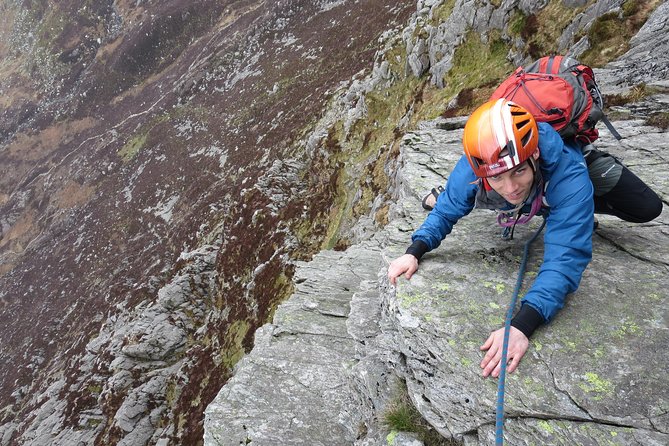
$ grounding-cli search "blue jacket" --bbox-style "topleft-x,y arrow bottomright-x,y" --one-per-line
412,123 -> 594,323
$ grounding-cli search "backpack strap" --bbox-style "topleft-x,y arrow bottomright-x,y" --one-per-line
545,55 -> 562,74
600,114 -> 623,140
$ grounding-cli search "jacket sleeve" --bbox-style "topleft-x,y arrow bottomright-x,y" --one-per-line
411,155 -> 478,252
520,129 -> 594,324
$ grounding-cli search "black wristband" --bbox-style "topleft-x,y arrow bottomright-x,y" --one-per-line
510,304 -> 545,339
405,240 -> 429,260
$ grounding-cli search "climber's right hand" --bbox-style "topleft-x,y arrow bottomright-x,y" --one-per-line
387,254 -> 418,285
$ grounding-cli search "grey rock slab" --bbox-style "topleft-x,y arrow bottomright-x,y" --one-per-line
370,103 -> 669,443
389,431 -> 425,446
347,280 -> 384,342
204,325 -> 359,446
204,243 -> 383,445
476,418 -> 669,446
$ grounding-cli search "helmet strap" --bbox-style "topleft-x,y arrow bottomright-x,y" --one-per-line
481,177 -> 493,191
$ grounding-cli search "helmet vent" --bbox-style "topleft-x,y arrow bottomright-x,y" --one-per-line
521,129 -> 533,147
502,141 -> 516,158
516,118 -> 530,129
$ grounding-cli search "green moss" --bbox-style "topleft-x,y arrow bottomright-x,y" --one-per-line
587,11 -> 620,43
387,430 -> 399,445
384,40 -> 409,75
522,376 -> 547,398
483,282 -> 506,295
320,168 -> 351,250
118,132 -> 148,162
508,9 -> 528,36
613,320 -> 640,338
117,112 -> 174,162
319,72 -> 425,247
522,0 -> 592,59
430,0 -> 457,25
648,292 -> 663,302
397,291 -> 428,309
447,31 -> 511,90
165,379 -> 180,408
87,384 -> 102,394
87,418 -> 103,427
425,30 -> 513,119
580,0 -> 664,67
218,320 -> 251,368
433,283 -> 451,292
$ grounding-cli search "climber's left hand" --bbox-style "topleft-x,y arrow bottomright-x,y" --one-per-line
479,326 -> 529,378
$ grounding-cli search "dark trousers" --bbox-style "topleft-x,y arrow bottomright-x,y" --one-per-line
587,150 -> 663,223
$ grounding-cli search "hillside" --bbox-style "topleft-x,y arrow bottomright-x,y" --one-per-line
0,1 -> 415,444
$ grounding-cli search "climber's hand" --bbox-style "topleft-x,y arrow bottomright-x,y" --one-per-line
387,254 -> 418,286
479,326 -> 529,378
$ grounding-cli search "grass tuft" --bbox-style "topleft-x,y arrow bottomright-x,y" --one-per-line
646,112 -> 669,130
604,83 -> 658,107
383,381 -> 461,446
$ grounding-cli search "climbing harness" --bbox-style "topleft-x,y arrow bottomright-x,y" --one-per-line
495,218 -> 547,446
496,185 -> 544,228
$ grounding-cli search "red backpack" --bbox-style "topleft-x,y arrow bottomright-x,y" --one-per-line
490,55 -> 621,143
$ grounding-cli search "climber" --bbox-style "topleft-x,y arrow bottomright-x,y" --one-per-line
387,98 -> 663,379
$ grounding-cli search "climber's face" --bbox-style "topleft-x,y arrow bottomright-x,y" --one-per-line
487,156 -> 537,205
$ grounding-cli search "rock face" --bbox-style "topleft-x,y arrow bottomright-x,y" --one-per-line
595,1 -> 669,92
205,245 -> 382,445
377,114 -> 669,445
205,113 -> 669,446
204,4 -> 669,445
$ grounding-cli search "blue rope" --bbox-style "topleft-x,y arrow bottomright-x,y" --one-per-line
495,219 -> 546,445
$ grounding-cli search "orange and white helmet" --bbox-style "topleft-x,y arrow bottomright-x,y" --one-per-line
462,99 -> 539,177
